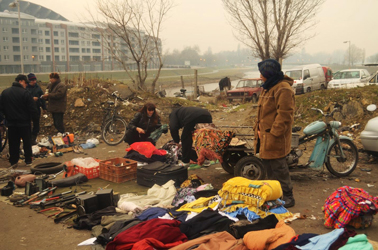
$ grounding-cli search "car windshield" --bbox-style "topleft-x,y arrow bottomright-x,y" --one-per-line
333,71 -> 360,79
285,70 -> 302,80
236,80 -> 258,88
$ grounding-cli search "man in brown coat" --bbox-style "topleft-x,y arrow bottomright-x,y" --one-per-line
254,59 -> 295,208
42,72 -> 67,133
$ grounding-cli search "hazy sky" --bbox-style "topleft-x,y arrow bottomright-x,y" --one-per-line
26,0 -> 378,57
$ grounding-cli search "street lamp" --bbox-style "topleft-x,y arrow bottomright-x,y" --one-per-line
343,41 -> 351,67
9,0 -> 24,74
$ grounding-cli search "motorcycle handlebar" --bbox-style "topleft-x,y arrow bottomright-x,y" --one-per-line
311,107 -> 339,117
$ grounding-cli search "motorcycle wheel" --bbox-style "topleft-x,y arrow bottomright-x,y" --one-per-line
325,139 -> 358,177
221,150 -> 248,174
234,155 -> 266,180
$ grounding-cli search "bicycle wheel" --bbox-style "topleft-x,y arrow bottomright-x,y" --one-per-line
325,139 -> 358,177
0,126 -> 7,153
102,117 -> 127,145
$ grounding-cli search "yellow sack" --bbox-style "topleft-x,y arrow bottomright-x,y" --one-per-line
218,177 -> 282,208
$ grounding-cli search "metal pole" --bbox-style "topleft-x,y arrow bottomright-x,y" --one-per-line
348,41 -> 351,67
17,0 -> 24,74
194,69 -> 198,98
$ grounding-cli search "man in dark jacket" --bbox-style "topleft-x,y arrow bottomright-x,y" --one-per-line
169,106 -> 212,164
42,72 -> 67,133
27,73 -> 47,144
254,59 -> 295,208
0,74 -> 39,167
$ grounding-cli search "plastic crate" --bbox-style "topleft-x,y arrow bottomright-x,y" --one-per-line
99,171 -> 137,183
64,159 -> 101,179
99,158 -> 137,175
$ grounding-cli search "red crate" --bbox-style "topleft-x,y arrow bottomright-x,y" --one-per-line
64,159 -> 101,179
99,158 -> 137,175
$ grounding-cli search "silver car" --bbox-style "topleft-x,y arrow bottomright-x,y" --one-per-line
361,104 -> 378,156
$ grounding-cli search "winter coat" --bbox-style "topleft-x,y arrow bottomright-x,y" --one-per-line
46,79 -> 67,113
254,75 -> 295,159
0,82 -> 39,127
127,112 -> 162,138
169,107 -> 212,143
26,83 -> 46,111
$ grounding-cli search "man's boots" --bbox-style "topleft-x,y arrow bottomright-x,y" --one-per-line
283,191 -> 295,208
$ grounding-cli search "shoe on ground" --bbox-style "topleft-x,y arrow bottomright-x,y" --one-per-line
177,160 -> 189,167
283,196 -> 295,208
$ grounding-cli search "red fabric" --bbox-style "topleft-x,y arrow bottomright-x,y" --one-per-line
131,238 -> 185,250
197,148 -> 223,165
106,219 -> 187,250
126,142 -> 167,158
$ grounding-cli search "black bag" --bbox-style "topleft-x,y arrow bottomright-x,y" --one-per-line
137,161 -> 188,188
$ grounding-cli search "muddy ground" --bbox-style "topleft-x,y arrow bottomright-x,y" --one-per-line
1,93 -> 378,249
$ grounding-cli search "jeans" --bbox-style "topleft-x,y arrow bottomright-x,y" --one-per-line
8,125 -> 32,165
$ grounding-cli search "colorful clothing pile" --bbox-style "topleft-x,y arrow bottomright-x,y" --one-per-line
324,186 -> 378,229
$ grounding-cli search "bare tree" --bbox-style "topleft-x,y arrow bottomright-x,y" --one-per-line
347,44 -> 364,66
222,0 -> 324,63
89,0 -> 173,92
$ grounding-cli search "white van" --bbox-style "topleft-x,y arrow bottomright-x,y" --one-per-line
284,64 -> 327,94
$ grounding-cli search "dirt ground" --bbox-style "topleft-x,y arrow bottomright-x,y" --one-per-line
1,106 -> 378,250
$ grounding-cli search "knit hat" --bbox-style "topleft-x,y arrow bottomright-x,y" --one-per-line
15,74 -> 29,83
258,59 -> 282,79
27,73 -> 37,81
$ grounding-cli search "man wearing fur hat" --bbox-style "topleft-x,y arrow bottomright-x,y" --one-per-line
254,59 -> 295,208
26,73 -> 47,145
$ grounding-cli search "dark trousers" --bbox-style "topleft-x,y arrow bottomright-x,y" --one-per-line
52,113 -> 65,133
31,108 -> 41,136
262,157 -> 293,195
8,126 -> 32,165
181,114 -> 212,163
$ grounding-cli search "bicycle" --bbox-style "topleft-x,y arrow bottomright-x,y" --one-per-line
0,121 -> 7,153
101,91 -> 129,146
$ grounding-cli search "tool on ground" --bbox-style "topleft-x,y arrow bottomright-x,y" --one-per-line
39,207 -> 64,218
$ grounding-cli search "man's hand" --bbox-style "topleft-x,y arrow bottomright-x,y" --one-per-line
33,97 -> 38,101
42,94 -> 49,99
136,127 -> 145,134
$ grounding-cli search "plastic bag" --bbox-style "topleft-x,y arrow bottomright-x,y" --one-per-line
86,138 -> 99,145
71,157 -> 99,168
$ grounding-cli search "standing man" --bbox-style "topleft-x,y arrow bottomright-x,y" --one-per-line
0,74 -> 39,167
27,73 -> 47,145
254,59 -> 295,208
42,72 -> 67,134
169,106 -> 212,165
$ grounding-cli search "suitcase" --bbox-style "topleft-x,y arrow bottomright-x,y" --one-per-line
137,161 -> 188,188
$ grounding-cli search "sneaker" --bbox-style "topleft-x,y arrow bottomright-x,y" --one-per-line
283,196 -> 296,208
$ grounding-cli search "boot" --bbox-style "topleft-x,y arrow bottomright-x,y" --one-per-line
283,191 -> 295,208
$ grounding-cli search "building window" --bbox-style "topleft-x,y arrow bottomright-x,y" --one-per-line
54,31 -> 58,36
93,56 -> 101,61
60,40 -> 65,44
31,38 -> 37,43
54,39 -> 59,45
13,46 -> 20,52
87,41 -> 90,46
55,47 -> 59,52
14,55 -> 21,61
3,46 -> 9,51
45,30 -> 50,36
70,56 -> 80,61
12,37 -> 20,43
81,41 -> 85,46
69,40 -> 79,45
3,37 -> 8,42
39,47 -> 44,52
2,27 -> 7,32
4,55 -> 9,60
81,48 -> 86,53
38,39 -> 43,44
32,46 -> 38,52
38,30 -> 42,35
60,31 -> 65,37
46,55 -> 51,61
22,37 -> 28,42
69,48 -> 80,53
46,47 -> 51,52
61,48 -> 65,53
24,55 -> 29,61
45,39 -> 50,44
93,49 -> 101,53
68,32 -> 79,38
12,28 -> 19,34
55,55 -> 60,61
39,55 -> 44,60
31,29 -> 37,35
92,34 -> 100,39
62,55 -> 66,61
23,46 -> 28,51
22,29 -> 27,33
92,41 -> 101,46
86,48 -> 90,53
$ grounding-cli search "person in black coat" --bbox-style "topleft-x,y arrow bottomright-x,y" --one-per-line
169,106 -> 212,164
0,74 -> 39,167
124,103 -> 162,145
26,73 -> 47,144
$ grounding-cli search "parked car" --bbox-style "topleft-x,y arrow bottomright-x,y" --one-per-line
361,104 -> 378,156
322,66 -> 333,85
226,78 -> 262,103
328,69 -> 371,89
285,64 -> 327,94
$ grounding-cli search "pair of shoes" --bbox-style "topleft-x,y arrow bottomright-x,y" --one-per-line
283,196 -> 296,208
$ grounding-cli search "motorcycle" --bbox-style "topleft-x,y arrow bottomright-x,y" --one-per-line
361,104 -> 378,156
232,107 -> 359,180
